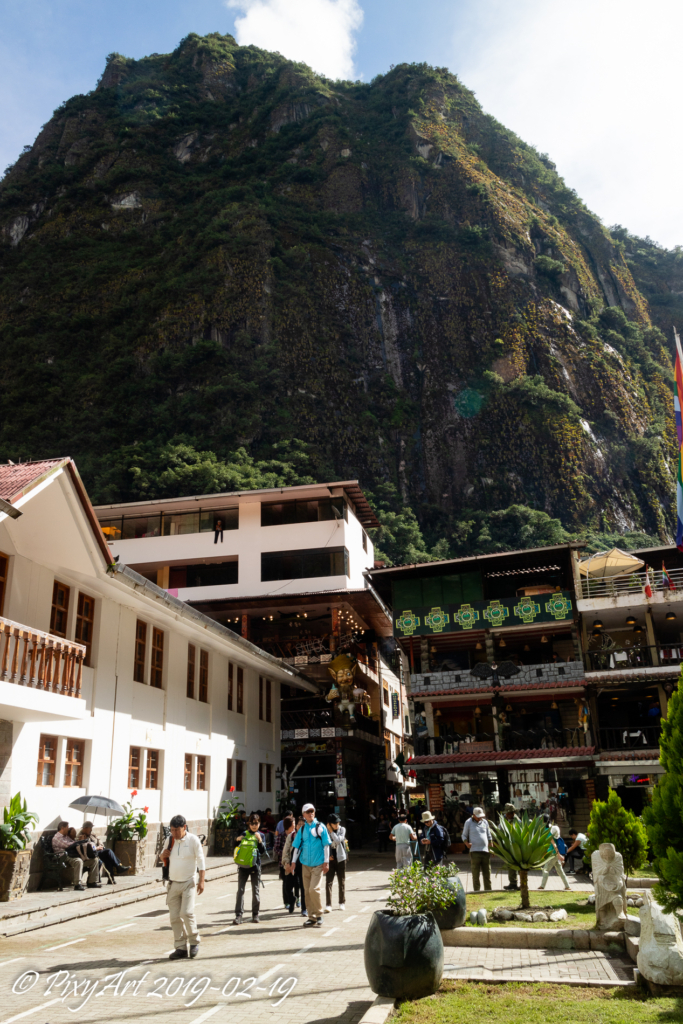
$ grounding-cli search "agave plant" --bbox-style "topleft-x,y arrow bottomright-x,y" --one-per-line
490,812 -> 552,909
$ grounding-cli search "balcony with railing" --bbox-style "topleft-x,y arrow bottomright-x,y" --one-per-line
599,725 -> 662,752
0,616 -> 86,698
583,644 -> 682,674
578,568 -> 683,604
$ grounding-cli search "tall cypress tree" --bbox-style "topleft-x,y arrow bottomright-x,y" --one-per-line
643,681 -> 683,914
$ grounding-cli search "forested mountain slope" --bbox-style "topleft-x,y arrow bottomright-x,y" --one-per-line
0,33 -> 676,555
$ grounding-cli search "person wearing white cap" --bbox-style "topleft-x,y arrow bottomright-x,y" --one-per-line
291,803 -> 331,927
462,807 -> 492,892
538,825 -> 571,890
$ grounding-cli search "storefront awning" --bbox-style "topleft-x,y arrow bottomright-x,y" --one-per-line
407,745 -> 595,771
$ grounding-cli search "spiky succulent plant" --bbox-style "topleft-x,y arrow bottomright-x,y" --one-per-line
490,812 -> 553,908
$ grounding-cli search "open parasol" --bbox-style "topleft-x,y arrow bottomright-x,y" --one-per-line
578,548 -> 645,578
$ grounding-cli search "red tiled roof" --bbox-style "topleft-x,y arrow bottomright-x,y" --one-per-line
407,745 -> 595,766
413,679 -> 585,698
599,750 -> 661,761
0,459 -> 69,502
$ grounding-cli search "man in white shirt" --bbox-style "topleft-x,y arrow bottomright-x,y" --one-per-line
390,812 -> 417,869
160,814 -> 206,960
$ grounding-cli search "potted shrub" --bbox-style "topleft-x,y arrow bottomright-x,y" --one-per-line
0,793 -> 39,901
106,792 -> 148,875
364,861 -> 452,999
429,862 -> 467,931
490,812 -> 552,910
213,791 -> 243,856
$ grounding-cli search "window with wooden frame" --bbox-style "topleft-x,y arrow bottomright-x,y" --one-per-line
75,592 -> 95,666
266,678 -> 272,723
64,739 -> 84,787
236,666 -> 244,714
199,649 -> 209,703
226,758 -> 233,790
151,628 -> 164,688
259,676 -> 264,720
187,644 -> 196,699
0,552 -> 8,616
196,755 -> 206,791
383,686 -> 389,706
184,754 -> 192,790
259,762 -> 272,792
235,759 -> 244,792
146,749 -> 159,790
227,662 -> 233,711
134,620 -> 147,683
50,581 -> 70,638
128,747 -> 141,789
36,734 -> 57,786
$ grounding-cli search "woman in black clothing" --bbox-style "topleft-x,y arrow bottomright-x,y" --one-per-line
377,813 -> 391,853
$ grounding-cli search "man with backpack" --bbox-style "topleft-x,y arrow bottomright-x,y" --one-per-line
291,802 -> 331,927
419,810 -> 449,865
232,813 -> 267,925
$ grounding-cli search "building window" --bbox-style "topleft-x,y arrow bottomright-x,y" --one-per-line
226,759 -> 232,790
75,593 -> 95,666
64,739 -> 83,787
261,497 -> 347,527
151,628 -> 164,688
259,762 -> 272,792
362,530 -> 368,552
184,754 -> 192,790
228,663 -> 233,711
50,581 -> 70,638
383,686 -> 389,706
134,620 -> 147,683
187,644 -> 196,699
199,649 -> 209,703
146,749 -> 159,789
259,676 -> 263,720
128,747 -> 141,789
179,562 -> 239,588
235,759 -> 244,792
236,667 -> 244,714
0,552 -> 8,616
261,547 -> 349,582
37,734 -> 57,786
266,678 -> 272,722
196,755 -> 206,791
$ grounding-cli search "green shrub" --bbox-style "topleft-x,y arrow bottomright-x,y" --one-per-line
644,681 -> 683,913
585,790 -> 648,876
534,255 -> 565,279
386,861 -> 458,916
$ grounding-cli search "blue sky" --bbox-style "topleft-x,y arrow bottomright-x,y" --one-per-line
2,0 -> 682,247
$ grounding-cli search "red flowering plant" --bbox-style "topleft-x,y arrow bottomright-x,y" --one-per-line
106,791 -> 149,842
214,789 -> 244,831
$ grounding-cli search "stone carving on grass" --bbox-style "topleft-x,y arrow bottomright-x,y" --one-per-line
592,843 -> 627,931
637,890 -> 683,988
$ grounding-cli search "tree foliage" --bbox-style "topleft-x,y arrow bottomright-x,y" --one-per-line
585,790 -> 648,877
643,682 -> 683,914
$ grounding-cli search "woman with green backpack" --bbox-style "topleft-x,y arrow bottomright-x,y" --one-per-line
232,813 -> 267,925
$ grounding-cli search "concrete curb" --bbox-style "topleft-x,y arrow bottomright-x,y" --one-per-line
358,995 -> 395,1024
1,860 -> 276,938
626,877 -> 657,888
441,927 -> 626,952
442,970 -> 635,988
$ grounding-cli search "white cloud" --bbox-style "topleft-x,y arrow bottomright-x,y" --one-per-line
226,0 -> 363,80
453,0 -> 683,247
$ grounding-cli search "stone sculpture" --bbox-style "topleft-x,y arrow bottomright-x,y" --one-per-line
591,843 -> 627,931
637,891 -> 683,988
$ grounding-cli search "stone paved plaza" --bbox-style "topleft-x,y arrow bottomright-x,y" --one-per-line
0,857 -> 630,1024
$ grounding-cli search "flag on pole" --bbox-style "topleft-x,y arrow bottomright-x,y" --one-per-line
662,562 -> 676,590
644,565 -> 653,599
674,328 -> 683,551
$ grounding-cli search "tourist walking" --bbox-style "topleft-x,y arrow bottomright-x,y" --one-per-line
419,810 -> 448,865
291,803 -> 331,927
462,806 -> 492,892
377,813 -> 391,853
160,814 -> 205,960
501,803 -> 520,891
232,813 -> 267,925
324,813 -> 347,911
283,815 -> 307,917
539,825 -> 571,890
390,811 -> 416,869
275,814 -> 296,912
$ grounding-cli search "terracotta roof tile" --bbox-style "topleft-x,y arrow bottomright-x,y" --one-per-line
599,749 -> 661,761
407,745 -> 595,766
0,459 -> 69,502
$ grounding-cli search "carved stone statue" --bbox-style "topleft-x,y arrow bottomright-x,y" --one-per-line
591,843 -> 627,931
637,890 -> 683,988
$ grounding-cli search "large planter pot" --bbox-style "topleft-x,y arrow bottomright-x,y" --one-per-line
364,909 -> 444,1000
114,838 -> 146,875
433,872 -> 467,931
213,828 -> 237,856
0,849 -> 31,902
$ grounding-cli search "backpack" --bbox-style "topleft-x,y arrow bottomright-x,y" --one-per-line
234,830 -> 260,868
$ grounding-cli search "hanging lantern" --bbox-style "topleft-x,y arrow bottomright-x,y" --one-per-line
474,706 -> 482,717
625,616 -> 636,626
475,641 -> 483,650
499,638 -> 506,647
524,644 -> 530,652
666,612 -> 677,622
593,620 -> 604,630
541,635 -> 548,643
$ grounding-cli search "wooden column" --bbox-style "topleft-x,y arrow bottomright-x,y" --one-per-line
241,615 -> 249,641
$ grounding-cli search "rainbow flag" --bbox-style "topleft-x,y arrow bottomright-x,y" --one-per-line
675,329 -> 683,551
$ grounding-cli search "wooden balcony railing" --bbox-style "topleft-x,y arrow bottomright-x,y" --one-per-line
0,616 -> 86,698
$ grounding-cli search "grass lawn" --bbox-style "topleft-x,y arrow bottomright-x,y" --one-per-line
464,890 -> 638,929
391,981 -> 683,1024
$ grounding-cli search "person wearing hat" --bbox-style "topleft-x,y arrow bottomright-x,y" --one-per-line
324,813 -> 347,912
539,825 -> 571,890
419,810 -> 448,865
462,806 -> 492,892
502,803 -> 520,891
291,803 -> 331,927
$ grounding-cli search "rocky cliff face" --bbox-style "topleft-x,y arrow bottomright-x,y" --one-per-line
0,34 -> 676,539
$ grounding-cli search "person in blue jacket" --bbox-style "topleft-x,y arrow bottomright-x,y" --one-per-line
291,802 -> 330,927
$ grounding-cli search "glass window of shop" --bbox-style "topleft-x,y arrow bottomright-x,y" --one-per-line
99,506 -> 238,541
261,497 -> 347,527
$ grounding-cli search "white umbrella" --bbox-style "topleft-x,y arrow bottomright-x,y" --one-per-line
578,548 -> 645,578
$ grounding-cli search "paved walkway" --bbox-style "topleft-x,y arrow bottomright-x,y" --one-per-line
0,858 -> 632,1024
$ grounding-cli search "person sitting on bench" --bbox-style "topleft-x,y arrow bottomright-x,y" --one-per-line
52,821 -> 101,891
77,822 -> 129,881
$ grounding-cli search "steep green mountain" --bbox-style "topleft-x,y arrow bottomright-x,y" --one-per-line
0,33 -> 677,551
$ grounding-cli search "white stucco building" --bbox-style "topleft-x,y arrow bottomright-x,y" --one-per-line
0,459 -> 313,833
